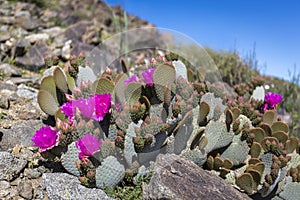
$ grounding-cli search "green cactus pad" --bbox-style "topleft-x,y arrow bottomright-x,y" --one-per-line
96,156 -> 125,189
153,64 -> 176,101
37,90 -> 59,115
182,149 -> 207,166
203,119 -> 234,153
190,128 -> 205,150
278,182 -> 300,200
40,76 -> 58,104
223,158 -> 234,169
198,101 -> 210,126
61,142 -> 80,176
232,107 -> 241,120
262,110 -> 277,125
250,142 -> 263,158
198,135 -> 208,150
260,123 -> 272,136
207,155 -> 214,170
214,156 -> 224,170
261,153 -> 274,181
187,69 -> 194,82
124,122 -> 139,166
286,136 -> 299,154
95,78 -> 115,95
54,67 -> 68,93
272,131 -> 288,143
220,134 -> 250,166
66,73 -> 76,93
261,136 -> 279,151
114,74 -> 129,104
271,121 -> 289,133
250,127 -> 266,143
236,173 -> 255,194
125,82 -> 142,107
173,60 -> 187,80
225,109 -> 233,132
200,93 -> 226,121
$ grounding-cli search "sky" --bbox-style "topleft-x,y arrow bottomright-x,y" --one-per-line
105,0 -> 300,81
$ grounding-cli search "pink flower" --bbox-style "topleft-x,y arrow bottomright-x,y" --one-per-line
31,126 -> 60,152
61,101 -> 75,118
93,94 -> 111,121
76,134 -> 102,159
142,68 -> 155,86
263,92 -> 283,112
64,94 -> 111,121
125,74 -> 138,86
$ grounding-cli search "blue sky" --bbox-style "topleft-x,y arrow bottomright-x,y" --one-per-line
105,0 -> 300,81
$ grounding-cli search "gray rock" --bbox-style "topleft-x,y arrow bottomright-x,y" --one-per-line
0,120 -> 42,151
0,32 -> 10,42
0,63 -> 22,77
0,81 -> 17,91
18,181 -> 33,200
15,40 -> 51,71
10,77 -> 40,87
71,42 -> 94,56
13,38 -> 31,57
41,173 -> 114,200
24,168 -> 41,179
25,33 -> 49,44
65,21 -> 92,41
143,154 -> 251,200
0,16 -> 15,25
15,11 -> 39,31
0,95 -> 9,109
0,180 -> 10,189
16,84 -> 38,99
0,152 -> 27,181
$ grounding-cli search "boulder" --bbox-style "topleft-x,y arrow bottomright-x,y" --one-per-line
143,154 -> 251,200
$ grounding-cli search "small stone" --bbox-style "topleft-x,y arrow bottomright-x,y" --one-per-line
0,63 -> 22,77
15,11 -> 39,31
0,16 -> 15,24
0,152 -> 27,181
19,110 -> 39,120
0,95 -> 9,109
0,180 -> 10,189
18,181 -> 33,200
0,32 -> 10,42
16,84 -> 38,99
13,38 -> 30,57
0,189 -> 10,198
25,33 -> 50,44
24,168 -> 41,179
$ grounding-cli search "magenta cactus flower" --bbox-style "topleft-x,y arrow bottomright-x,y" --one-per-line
125,74 -> 138,86
263,92 -> 283,112
61,101 -> 75,118
76,134 -> 102,159
31,126 -> 60,152
61,94 -> 111,122
93,93 -> 111,121
142,68 -> 155,86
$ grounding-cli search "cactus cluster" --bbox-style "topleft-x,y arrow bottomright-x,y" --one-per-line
33,53 -> 300,199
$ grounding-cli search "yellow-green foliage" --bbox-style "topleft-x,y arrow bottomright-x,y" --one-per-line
205,48 -> 259,86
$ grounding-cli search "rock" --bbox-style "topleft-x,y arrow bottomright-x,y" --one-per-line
71,42 -> 94,56
65,21 -> 92,42
25,33 -> 50,44
0,120 -> 42,151
0,16 -> 15,25
13,38 -> 31,57
15,40 -> 51,71
61,40 -> 72,59
0,95 -> 10,109
0,32 -> 10,42
15,11 -> 39,31
42,26 -> 64,38
0,63 -> 22,77
24,168 -> 42,179
18,181 -> 33,200
0,180 -> 10,189
0,152 -> 27,181
10,77 -> 40,88
0,81 -> 17,91
143,154 -> 251,200
41,173 -> 114,200
16,84 -> 38,99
